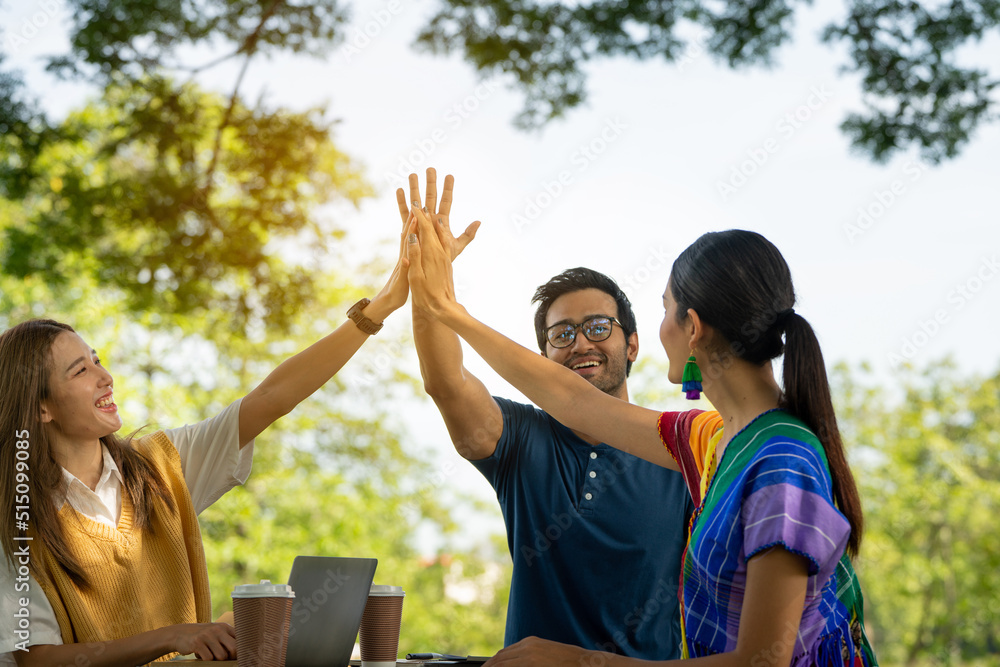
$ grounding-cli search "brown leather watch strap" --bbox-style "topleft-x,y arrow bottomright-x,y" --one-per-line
347,298 -> 383,335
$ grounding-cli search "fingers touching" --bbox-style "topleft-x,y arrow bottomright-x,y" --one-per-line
411,204 -> 440,250
399,168 -> 454,217
399,167 -> 481,261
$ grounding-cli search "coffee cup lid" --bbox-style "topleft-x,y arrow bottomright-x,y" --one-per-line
231,579 -> 295,598
369,584 -> 405,596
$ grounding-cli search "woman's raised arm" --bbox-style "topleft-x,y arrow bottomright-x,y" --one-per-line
405,203 -> 676,470
237,214 -> 416,447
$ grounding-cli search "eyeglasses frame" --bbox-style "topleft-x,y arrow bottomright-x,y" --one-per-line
543,315 -> 624,349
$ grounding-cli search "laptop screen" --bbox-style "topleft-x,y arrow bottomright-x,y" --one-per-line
284,556 -> 378,667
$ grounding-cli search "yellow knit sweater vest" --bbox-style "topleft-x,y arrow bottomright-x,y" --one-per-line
33,431 -> 211,657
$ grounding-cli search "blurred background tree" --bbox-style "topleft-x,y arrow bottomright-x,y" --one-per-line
3,0 -> 998,661
833,360 -> 1000,665
0,0 -> 511,656
417,0 -> 1000,163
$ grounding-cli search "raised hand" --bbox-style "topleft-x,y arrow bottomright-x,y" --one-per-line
406,202 -> 461,321
374,202 -> 418,313
396,167 -> 480,262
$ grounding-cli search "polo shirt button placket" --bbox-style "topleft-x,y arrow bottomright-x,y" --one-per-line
582,449 -> 601,508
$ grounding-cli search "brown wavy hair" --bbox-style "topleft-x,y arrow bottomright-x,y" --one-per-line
0,320 -> 175,589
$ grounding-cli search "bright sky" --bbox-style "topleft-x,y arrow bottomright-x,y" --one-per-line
5,0 -> 999,545
220,0 -> 998,385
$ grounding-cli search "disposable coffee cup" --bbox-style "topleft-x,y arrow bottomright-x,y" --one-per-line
231,579 -> 295,667
358,584 -> 405,667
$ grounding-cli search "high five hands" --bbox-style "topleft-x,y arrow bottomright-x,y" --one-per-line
397,172 -> 613,667
398,168 -> 480,318
396,168 -> 480,262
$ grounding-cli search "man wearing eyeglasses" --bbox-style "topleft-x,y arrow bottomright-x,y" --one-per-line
407,170 -> 693,662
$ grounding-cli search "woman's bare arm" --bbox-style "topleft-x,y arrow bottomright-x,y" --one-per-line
406,203 -> 676,470
14,622 -> 236,667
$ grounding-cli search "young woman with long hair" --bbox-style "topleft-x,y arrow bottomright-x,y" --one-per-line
407,202 -> 877,667
0,216 -> 438,666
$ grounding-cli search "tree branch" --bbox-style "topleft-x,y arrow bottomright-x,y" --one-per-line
174,49 -> 245,77
202,0 -> 287,194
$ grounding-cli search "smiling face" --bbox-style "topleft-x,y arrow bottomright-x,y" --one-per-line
543,288 -> 638,399
40,331 -> 121,450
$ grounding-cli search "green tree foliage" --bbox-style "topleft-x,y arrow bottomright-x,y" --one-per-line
833,360 -> 1000,664
415,0 -> 1000,162
2,76 -> 372,339
0,0 -> 512,655
196,379 -> 510,657
0,205 -> 512,657
4,0 -> 998,172
821,0 -> 1000,163
1,0 -> 367,339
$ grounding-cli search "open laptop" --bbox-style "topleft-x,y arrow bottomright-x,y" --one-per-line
284,555 -> 378,667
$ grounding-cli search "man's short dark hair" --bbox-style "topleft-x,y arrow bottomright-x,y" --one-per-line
532,267 -> 638,375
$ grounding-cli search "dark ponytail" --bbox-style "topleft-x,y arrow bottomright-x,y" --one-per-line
780,313 -> 863,557
671,230 -> 864,557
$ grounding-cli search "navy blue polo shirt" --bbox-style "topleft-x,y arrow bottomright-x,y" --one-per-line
472,397 -> 693,659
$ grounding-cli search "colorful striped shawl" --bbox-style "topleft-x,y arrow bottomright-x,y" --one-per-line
658,409 -> 878,667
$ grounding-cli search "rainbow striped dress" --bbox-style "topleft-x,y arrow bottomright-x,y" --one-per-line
658,408 -> 877,667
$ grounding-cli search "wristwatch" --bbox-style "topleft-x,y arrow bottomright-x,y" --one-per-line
347,298 -> 383,335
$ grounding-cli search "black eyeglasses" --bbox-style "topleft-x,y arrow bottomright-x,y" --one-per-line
544,316 -> 623,349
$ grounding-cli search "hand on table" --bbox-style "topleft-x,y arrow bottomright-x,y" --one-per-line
484,636 -> 603,666
168,622 -> 237,661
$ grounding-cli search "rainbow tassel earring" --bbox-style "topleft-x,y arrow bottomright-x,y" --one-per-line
682,353 -> 702,400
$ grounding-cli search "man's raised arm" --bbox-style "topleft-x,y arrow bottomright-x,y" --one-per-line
397,169 -> 498,460
412,306 -> 502,460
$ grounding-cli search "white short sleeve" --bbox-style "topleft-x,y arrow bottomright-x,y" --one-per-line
0,567 -> 63,656
163,397 -> 255,514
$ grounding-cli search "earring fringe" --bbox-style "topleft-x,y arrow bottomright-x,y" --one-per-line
682,354 -> 702,400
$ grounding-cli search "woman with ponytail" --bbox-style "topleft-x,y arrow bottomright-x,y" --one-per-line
407,206 -> 877,667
